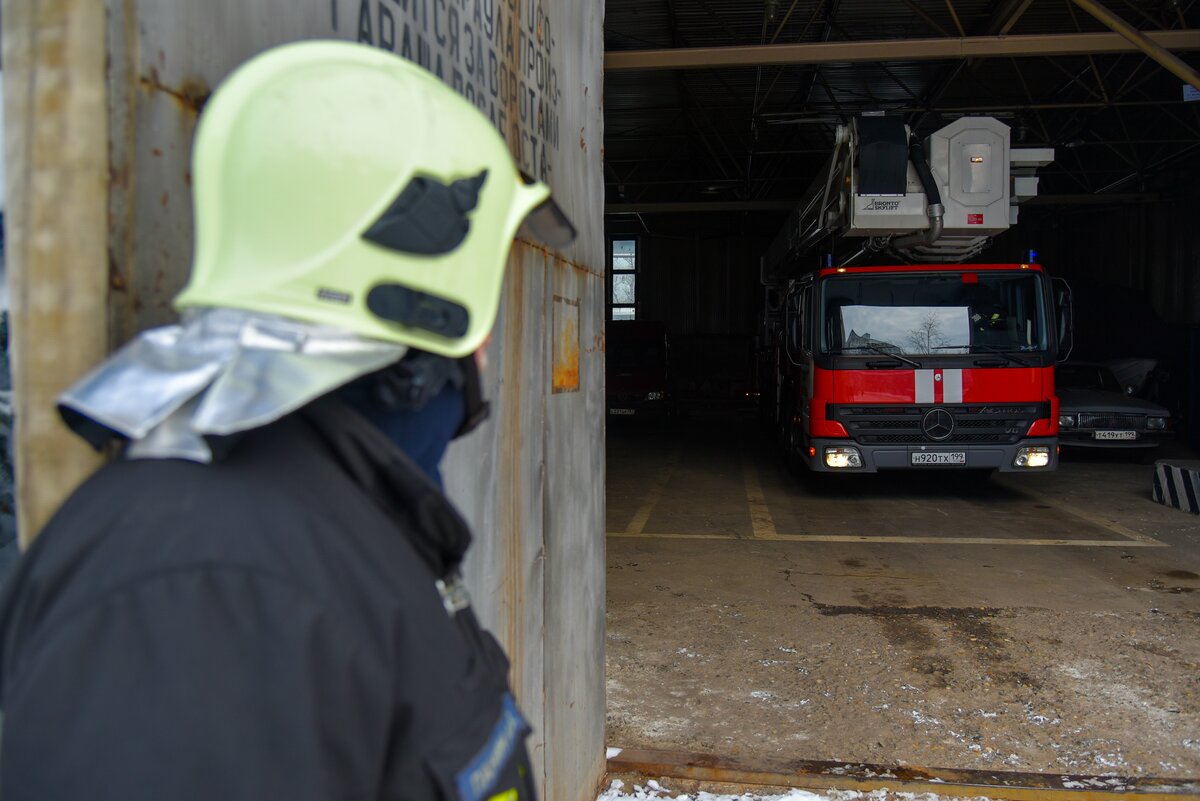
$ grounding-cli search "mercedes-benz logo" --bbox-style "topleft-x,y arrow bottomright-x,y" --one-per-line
922,408 -> 955,441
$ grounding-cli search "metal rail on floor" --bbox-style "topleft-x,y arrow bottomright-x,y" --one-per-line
607,748 -> 1200,801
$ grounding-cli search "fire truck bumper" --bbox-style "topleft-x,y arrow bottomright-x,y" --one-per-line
805,438 -> 1059,473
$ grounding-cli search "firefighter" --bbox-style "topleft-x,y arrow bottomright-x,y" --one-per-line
0,41 -> 574,801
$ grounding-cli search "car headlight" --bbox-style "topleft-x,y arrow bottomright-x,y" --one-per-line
1059,414 -> 1076,429
824,446 -> 862,469
1014,446 -> 1051,468
1146,416 -> 1168,430
646,391 -> 665,401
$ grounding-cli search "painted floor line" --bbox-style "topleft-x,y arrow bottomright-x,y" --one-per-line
622,450 -> 681,535
1000,483 -> 1166,545
606,531 -> 1166,546
742,459 -> 779,539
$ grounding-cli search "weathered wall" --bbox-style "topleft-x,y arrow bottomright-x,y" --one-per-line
8,1 -> 606,797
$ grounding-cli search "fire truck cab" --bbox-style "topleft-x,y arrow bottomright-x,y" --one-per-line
774,263 -> 1062,473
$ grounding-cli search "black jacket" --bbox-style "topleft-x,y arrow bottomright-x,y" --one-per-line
0,397 -> 535,801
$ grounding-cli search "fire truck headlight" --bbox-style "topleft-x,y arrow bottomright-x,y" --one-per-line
646,391 -> 665,401
1014,446 -> 1051,468
824,446 -> 862,469
1058,414 -> 1075,429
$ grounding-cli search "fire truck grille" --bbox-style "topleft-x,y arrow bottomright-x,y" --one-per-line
832,404 -> 1047,445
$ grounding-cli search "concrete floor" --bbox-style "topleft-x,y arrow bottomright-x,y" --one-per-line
605,413 -> 1200,779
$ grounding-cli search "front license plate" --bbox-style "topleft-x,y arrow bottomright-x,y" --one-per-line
1094,430 -> 1137,440
609,408 -> 635,416
911,451 -> 967,465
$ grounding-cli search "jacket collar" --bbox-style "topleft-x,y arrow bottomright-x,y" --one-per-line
299,396 -> 473,578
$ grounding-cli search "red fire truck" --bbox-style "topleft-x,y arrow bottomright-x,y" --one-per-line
763,262 -> 1069,473
759,115 -> 1071,473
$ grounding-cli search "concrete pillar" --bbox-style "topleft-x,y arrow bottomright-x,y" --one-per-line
3,0 -> 109,546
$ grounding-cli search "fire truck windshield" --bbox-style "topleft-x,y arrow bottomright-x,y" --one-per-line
821,271 -> 1049,357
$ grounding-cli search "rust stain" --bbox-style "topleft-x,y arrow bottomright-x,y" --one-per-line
502,4 -> 523,166
151,147 -> 163,157
108,255 -> 127,292
160,192 -> 169,207
141,67 -> 211,115
584,332 -> 605,356
552,295 -> 581,393
184,171 -> 193,187
552,320 -> 579,389
108,0 -> 143,352
499,247 -> 527,703
513,239 -> 600,277
579,127 -> 586,152
109,164 -> 130,190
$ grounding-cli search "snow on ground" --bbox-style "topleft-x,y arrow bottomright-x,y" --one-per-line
597,779 -> 994,801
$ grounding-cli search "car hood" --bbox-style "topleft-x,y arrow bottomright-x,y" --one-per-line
1057,388 -> 1168,416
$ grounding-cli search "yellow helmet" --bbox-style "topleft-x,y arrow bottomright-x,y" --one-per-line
174,40 -> 574,358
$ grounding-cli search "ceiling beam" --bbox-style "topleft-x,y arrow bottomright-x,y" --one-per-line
606,200 -> 799,214
605,194 -> 1172,215
1068,0 -> 1200,91
604,30 -> 1200,71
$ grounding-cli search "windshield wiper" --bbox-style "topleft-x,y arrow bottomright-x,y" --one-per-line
931,344 -> 1030,366
848,344 -> 922,369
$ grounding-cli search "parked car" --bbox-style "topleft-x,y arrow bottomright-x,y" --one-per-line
1057,362 -> 1172,451
606,320 -> 671,418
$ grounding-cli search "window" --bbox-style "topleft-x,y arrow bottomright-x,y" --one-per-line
610,239 -> 637,320
820,271 -> 1048,356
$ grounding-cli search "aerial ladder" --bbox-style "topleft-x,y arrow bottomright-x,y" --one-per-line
762,115 -> 1054,283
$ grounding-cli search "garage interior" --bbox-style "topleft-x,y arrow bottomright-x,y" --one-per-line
600,0 -> 1200,790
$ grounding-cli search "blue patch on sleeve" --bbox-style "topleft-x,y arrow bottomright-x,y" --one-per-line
455,693 -> 527,801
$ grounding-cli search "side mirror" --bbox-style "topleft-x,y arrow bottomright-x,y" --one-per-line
1051,277 -> 1074,363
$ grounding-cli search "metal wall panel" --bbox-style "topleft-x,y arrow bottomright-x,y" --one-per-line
71,1 -> 602,797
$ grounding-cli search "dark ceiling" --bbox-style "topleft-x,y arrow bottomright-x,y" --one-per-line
603,0 -> 1200,232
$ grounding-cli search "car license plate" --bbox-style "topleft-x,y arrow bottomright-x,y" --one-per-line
911,451 -> 967,465
609,408 -> 635,416
1094,430 -> 1137,440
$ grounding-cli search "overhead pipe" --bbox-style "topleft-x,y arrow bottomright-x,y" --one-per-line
889,137 -> 944,251
1069,0 -> 1200,92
